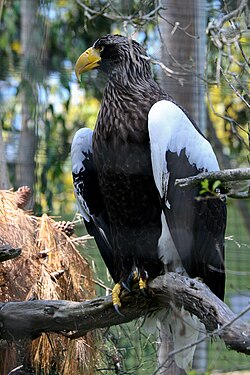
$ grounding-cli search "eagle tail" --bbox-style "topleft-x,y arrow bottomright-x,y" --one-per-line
143,307 -> 204,373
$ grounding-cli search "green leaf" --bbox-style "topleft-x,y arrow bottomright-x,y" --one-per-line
212,180 -> 221,191
201,179 -> 209,191
199,189 -> 207,195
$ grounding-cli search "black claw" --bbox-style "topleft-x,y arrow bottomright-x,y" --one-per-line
124,271 -> 137,291
114,304 -> 124,317
122,281 -> 131,292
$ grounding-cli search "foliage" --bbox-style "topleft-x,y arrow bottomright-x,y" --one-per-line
0,0 -> 111,213
206,0 -> 250,164
199,178 -> 222,195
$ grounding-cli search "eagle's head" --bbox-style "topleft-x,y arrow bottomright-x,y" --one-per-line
75,34 -> 151,83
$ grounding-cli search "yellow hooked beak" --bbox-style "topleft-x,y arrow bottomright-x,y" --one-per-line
75,47 -> 101,81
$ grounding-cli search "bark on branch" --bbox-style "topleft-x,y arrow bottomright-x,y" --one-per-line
0,244 -> 21,262
175,167 -> 250,198
0,273 -> 249,355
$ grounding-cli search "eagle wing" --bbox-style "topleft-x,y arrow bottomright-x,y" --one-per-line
148,100 -> 226,300
71,128 -> 115,281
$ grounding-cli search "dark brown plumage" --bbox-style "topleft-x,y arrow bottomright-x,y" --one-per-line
72,34 -> 226,300
92,35 -> 168,284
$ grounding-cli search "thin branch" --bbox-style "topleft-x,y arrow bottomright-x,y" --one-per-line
175,167 -> 250,190
206,88 -> 249,145
81,274 -> 112,293
0,273 -> 249,355
207,0 -> 248,33
76,0 -> 165,26
152,301 -> 250,375
220,68 -> 250,109
141,55 -> 186,85
158,13 -> 199,40
168,304 -> 250,362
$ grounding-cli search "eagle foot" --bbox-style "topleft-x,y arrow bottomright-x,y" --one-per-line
139,277 -> 148,297
112,274 -> 148,315
112,283 -> 124,316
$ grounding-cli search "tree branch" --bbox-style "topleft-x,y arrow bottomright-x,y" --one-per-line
76,0 -> 164,25
0,244 -> 21,262
0,274 -> 249,355
207,0 -> 248,32
175,168 -> 250,198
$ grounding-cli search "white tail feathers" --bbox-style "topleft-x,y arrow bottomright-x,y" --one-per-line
143,307 -> 205,373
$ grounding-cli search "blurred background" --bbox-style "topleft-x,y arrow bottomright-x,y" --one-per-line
0,0 -> 249,374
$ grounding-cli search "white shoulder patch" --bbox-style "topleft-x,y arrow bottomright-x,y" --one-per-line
71,128 -> 93,222
148,100 -> 219,197
71,127 -> 93,174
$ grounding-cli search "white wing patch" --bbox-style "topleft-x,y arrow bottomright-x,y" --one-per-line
148,100 -> 220,198
148,100 -> 220,273
148,101 -> 215,371
71,128 -> 93,221
71,128 -> 93,174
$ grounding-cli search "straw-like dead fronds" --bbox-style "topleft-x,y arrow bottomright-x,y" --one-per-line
54,220 -> 75,237
0,188 -> 96,375
15,185 -> 32,209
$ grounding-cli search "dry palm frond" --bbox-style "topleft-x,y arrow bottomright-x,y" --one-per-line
53,220 -> 75,237
0,188 -> 96,375
14,185 -> 32,209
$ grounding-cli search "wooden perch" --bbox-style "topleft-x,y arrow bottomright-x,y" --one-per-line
0,273 -> 249,355
0,244 -> 21,262
175,168 -> 250,198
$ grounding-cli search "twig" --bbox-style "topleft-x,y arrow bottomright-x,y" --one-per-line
141,55 -> 186,85
158,13 -> 199,40
71,234 -> 92,244
7,366 -> 24,375
168,304 -> 250,362
207,0 -> 248,33
81,274 -> 112,293
76,0 -> 164,26
220,68 -> 250,109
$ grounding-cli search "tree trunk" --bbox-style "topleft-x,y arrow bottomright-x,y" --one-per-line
159,2 -> 207,373
160,0 -> 206,131
0,124 -> 10,189
16,0 -> 39,204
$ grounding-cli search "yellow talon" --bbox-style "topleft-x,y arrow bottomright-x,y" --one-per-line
112,283 -> 122,308
139,277 -> 147,290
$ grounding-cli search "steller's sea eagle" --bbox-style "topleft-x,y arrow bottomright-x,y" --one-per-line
71,34 -> 227,370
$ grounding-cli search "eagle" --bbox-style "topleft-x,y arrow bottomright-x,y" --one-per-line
71,34 -> 226,369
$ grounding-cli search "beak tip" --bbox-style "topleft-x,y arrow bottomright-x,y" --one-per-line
75,70 -> 81,82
